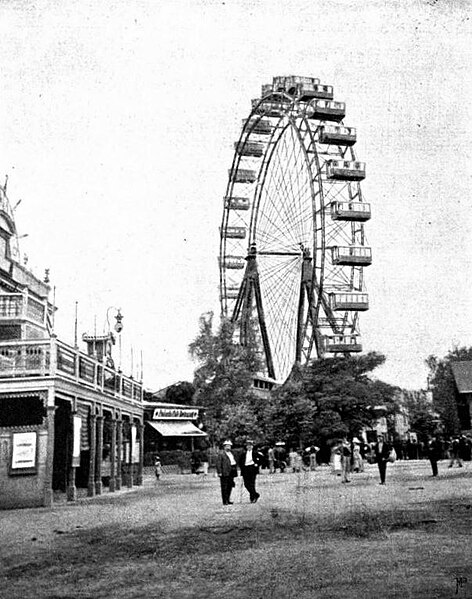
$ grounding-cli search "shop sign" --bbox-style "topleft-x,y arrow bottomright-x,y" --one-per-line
10,432 -> 37,474
152,408 -> 199,420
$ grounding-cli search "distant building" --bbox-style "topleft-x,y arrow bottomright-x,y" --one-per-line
451,361 -> 472,431
365,388 -> 433,443
0,183 -> 144,509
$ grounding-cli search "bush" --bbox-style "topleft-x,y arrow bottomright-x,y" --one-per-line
159,450 -> 192,471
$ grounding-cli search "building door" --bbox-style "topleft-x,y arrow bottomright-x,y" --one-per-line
52,399 -> 71,491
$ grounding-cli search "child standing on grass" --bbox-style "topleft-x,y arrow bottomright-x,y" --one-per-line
154,456 -> 162,480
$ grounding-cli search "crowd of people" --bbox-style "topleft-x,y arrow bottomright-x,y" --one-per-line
152,433 -> 472,505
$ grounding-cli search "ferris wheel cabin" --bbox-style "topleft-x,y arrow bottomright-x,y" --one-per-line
309,100 -> 346,122
331,246 -> 372,266
329,292 -> 369,311
331,201 -> 371,222
225,196 -> 250,211
222,226 -> 246,239
322,334 -> 362,354
230,168 -> 257,184
272,75 -> 320,90
263,78 -> 334,101
225,286 -> 240,299
251,98 -> 292,117
243,118 -> 273,135
326,160 -> 366,181
320,125 -> 357,146
221,256 -> 245,269
234,141 -> 264,157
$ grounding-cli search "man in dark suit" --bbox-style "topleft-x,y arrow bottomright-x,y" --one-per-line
238,439 -> 262,503
216,440 -> 237,505
374,434 -> 391,485
428,436 -> 443,477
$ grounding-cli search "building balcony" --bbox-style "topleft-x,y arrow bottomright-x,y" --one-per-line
0,338 -> 143,403
0,292 -> 48,327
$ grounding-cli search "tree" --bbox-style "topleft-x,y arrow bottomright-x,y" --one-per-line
264,377 -> 317,448
265,352 -> 396,449
303,352 -> 396,441
426,346 -> 472,436
403,391 -> 437,441
189,312 -> 264,444
164,381 -> 196,405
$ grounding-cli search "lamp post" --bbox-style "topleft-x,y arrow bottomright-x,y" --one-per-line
106,307 -> 123,371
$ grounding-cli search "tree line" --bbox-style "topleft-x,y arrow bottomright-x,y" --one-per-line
169,312 -> 468,447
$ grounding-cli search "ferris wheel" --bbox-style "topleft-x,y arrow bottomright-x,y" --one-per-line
219,75 -> 372,383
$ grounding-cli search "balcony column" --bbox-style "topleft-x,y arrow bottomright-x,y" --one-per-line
87,412 -> 96,497
95,415 -> 103,495
136,421 -> 144,486
116,418 -> 123,490
127,424 -> 134,489
49,335 -> 57,377
109,417 -> 117,492
43,394 -> 56,507
66,408 -> 78,502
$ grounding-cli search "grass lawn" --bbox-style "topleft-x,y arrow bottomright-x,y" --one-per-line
1,461 -> 472,598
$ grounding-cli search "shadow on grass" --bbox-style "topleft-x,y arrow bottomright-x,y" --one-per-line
8,493 -> 472,584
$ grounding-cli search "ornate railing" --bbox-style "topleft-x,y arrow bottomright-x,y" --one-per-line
0,338 -> 143,403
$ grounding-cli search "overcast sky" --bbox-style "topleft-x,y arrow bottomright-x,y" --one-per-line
0,0 -> 470,391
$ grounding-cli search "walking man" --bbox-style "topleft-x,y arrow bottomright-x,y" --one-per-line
238,439 -> 261,503
428,435 -> 443,477
216,440 -> 238,505
374,434 -> 391,485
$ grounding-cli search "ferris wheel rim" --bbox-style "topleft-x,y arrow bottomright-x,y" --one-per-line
219,77 -> 370,381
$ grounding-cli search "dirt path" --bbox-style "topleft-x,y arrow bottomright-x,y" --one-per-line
1,460 -> 471,598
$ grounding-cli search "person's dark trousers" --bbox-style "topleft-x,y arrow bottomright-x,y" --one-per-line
241,466 -> 259,501
220,476 -> 233,504
378,461 -> 387,484
430,459 -> 438,476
